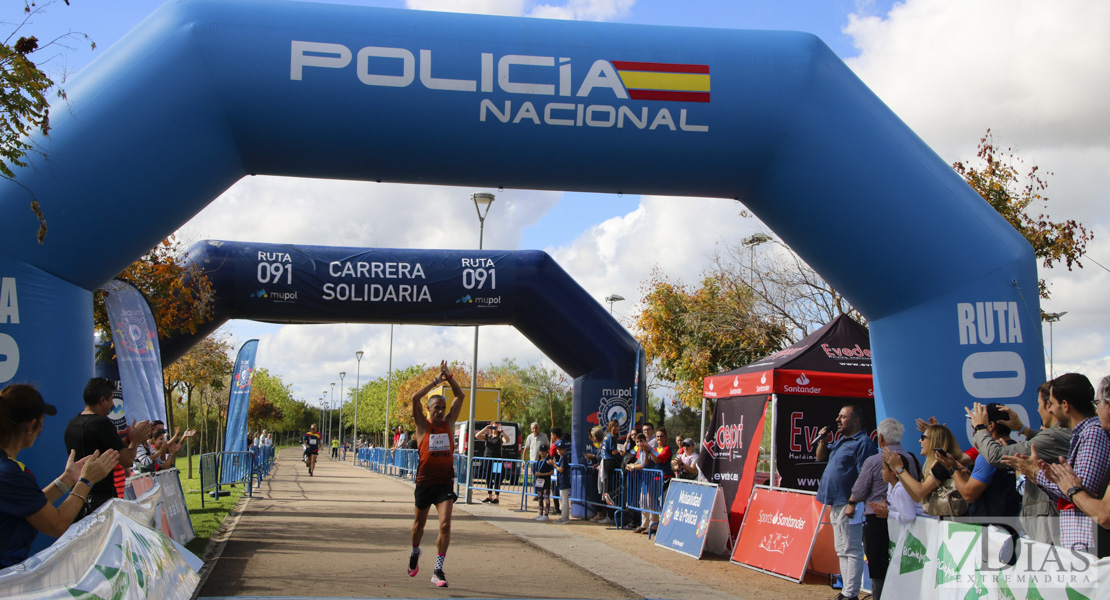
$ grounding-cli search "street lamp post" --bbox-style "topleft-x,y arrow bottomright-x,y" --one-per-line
338,372 -> 345,449
354,350 -> 364,451
330,382 -> 336,444
385,325 -> 394,450
605,294 -> 625,315
1043,311 -> 1068,378
323,390 -> 330,446
466,192 -> 495,503
741,233 -> 773,286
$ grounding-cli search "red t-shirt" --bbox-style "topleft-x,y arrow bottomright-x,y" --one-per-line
416,422 -> 455,486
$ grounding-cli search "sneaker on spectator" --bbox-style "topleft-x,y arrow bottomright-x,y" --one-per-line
532,514 -> 544,521
552,508 -> 561,515
554,518 -> 570,524
598,517 -> 614,525
536,515 -> 549,522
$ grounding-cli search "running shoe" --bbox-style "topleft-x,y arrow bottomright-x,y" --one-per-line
536,515 -> 549,522
598,517 -> 614,525
491,498 -> 499,504
481,497 -> 492,503
431,569 -> 448,588
408,547 -> 421,577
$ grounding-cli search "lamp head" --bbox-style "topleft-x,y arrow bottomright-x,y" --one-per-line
605,294 -> 625,304
742,233 -> 773,247
471,192 -> 496,221
340,371 -> 346,379
356,350 -> 364,361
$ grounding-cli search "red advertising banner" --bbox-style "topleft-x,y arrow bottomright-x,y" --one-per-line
731,485 -> 827,582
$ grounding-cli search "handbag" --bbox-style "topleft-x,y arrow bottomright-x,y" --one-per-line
923,475 -> 969,516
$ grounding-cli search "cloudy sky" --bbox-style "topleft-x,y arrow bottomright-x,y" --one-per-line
25,0 -> 1110,407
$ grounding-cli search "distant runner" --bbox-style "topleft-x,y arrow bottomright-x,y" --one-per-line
303,424 -> 321,476
407,361 -> 464,588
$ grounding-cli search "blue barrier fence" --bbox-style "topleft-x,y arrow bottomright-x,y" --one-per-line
349,450 -> 668,530
253,445 -> 275,482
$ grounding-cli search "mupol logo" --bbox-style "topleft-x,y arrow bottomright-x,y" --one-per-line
252,288 -> 298,303
291,43 -> 710,133
456,294 -> 473,304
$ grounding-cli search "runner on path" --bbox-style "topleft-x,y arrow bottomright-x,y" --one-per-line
303,424 -> 321,476
407,361 -> 464,588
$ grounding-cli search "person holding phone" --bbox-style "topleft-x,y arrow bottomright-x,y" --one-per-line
476,421 -> 508,504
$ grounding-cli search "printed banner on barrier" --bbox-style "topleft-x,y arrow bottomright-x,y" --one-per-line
123,470 -> 195,545
774,394 -> 876,491
654,480 -> 729,559
885,516 -> 1107,599
0,487 -> 201,599
731,485 -> 825,582
696,394 -> 768,534
103,279 -> 166,424
223,339 -> 258,456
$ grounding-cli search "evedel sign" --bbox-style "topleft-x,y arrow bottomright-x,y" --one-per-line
291,42 -> 710,133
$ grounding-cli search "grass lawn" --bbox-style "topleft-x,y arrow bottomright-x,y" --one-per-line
178,454 -> 246,557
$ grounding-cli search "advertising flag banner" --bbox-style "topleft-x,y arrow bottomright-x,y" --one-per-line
731,485 -> 826,582
102,279 -> 165,424
654,480 -> 730,558
223,339 -> 259,455
774,395 -> 876,491
696,394 -> 768,534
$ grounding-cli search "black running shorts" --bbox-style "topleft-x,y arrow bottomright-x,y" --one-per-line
414,483 -> 458,510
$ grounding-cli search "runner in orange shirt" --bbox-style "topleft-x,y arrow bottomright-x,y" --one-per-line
407,361 -> 463,588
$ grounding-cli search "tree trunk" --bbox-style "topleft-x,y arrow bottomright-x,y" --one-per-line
186,385 -> 193,480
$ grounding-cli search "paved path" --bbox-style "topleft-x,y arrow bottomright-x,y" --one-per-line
196,448 -> 819,600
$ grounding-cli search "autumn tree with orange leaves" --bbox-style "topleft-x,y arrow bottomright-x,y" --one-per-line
636,268 -> 791,408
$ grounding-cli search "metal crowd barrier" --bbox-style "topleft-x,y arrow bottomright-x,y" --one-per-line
348,449 -> 668,527
217,451 -> 254,500
455,456 -> 524,504
253,445 -> 275,482
624,468 -> 666,538
199,453 -> 218,508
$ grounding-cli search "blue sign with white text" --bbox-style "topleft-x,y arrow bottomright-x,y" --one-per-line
654,480 -> 726,559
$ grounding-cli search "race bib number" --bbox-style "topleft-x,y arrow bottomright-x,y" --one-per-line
308,437 -> 318,447
429,433 -> 450,452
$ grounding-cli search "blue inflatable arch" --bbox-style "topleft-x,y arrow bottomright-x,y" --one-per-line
0,0 -> 1042,500
158,240 -> 646,463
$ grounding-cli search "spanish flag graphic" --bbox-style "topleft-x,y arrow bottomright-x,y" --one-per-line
612,61 -> 710,103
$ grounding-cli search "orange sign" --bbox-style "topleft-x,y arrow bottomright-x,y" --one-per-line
731,486 -> 826,582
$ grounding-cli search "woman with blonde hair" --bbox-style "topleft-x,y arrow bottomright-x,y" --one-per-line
881,423 -> 968,515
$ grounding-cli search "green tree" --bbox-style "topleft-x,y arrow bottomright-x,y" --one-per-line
248,368 -> 292,433
2,1 -> 93,242
163,333 -> 232,476
953,129 -> 1093,301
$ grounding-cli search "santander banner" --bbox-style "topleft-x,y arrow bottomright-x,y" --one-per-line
732,486 -> 826,582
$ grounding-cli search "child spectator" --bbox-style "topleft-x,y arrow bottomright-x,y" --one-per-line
553,441 -> 572,524
532,445 -> 554,522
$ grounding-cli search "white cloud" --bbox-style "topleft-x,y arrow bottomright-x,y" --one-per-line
404,0 -> 632,21
404,0 -> 526,16
844,0 -> 1110,383
528,0 -> 634,21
